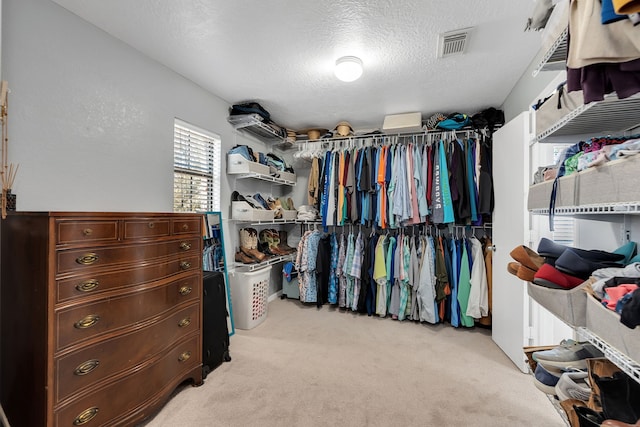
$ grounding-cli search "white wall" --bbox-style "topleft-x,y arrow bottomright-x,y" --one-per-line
2,0 -> 252,213
501,47 -> 560,122
2,0 -> 288,297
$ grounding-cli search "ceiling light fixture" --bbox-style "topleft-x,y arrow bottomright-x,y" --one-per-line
334,56 -> 363,82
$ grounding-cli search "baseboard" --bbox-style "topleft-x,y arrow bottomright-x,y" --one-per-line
268,290 -> 283,303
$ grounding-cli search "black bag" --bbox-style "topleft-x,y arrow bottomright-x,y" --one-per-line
471,107 -> 505,133
202,271 -> 231,378
230,101 -> 271,122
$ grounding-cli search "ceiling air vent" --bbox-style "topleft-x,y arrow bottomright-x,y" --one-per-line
438,27 -> 473,58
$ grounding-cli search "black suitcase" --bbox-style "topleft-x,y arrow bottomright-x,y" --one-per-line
202,271 -> 231,379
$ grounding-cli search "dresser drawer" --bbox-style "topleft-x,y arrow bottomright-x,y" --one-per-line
124,218 -> 171,239
55,274 -> 201,351
56,255 -> 201,303
55,335 -> 200,426
56,220 -> 119,245
56,237 -> 201,274
55,303 -> 199,404
171,217 -> 201,236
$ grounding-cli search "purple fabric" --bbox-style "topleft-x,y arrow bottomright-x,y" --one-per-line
567,58 -> 640,103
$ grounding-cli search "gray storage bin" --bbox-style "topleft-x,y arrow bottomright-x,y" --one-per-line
527,281 -> 588,327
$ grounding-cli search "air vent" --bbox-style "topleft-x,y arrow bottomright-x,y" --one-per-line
438,28 -> 473,58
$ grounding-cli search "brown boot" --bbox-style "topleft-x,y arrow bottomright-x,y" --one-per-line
239,228 -> 266,262
235,251 -> 256,264
271,230 -> 295,254
259,229 -> 286,255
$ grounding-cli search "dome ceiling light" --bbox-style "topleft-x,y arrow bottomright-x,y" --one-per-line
334,56 -> 363,82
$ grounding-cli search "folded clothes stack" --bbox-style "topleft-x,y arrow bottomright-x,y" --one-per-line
296,205 -> 319,221
507,238 -> 638,290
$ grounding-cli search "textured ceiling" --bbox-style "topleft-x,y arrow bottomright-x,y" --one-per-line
50,0 -> 542,132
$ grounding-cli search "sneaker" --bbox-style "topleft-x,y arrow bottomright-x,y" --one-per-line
532,363 -> 563,395
556,371 -> 591,402
533,341 -> 603,370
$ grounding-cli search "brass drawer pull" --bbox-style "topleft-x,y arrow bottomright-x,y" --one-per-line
74,314 -> 100,329
76,253 -> 99,265
179,242 -> 191,251
178,351 -> 191,362
180,261 -> 191,270
178,285 -> 192,296
148,222 -> 155,229
83,228 -> 93,236
181,224 -> 189,231
178,317 -> 191,328
76,279 -> 99,292
74,359 -> 100,376
73,407 -> 99,425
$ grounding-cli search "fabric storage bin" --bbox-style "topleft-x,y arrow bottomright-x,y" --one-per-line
227,153 -> 270,175
535,87 -> 584,137
281,209 -> 297,221
527,174 -> 577,210
576,156 -> 640,206
228,266 -> 272,330
275,170 -> 296,183
231,201 -> 275,221
527,281 -> 588,327
585,292 -> 640,362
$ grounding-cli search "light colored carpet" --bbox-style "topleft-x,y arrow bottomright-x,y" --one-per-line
141,298 -> 563,427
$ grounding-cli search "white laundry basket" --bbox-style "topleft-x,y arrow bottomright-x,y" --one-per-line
228,266 -> 272,330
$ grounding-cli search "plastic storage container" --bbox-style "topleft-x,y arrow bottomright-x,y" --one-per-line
282,262 -> 299,299
228,267 -> 272,330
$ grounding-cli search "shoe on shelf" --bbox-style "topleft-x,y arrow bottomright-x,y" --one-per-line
593,371 -> 640,425
555,249 -> 623,280
510,245 -> 545,271
507,262 -> 520,277
277,230 -> 296,254
267,197 -> 283,219
234,251 -> 256,264
556,371 -> 591,402
259,229 -> 286,256
537,238 -> 625,263
252,193 -> 270,210
533,340 -> 603,370
239,228 -> 266,262
560,399 -> 589,427
532,362 -> 563,395
532,263 -> 585,290
574,405 -> 605,427
613,241 -> 637,265
507,261 -> 536,282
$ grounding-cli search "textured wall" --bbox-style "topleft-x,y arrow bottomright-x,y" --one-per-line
2,0 -> 243,213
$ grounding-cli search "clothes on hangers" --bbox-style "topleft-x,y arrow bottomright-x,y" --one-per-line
309,134 -> 492,228
292,222 -> 492,331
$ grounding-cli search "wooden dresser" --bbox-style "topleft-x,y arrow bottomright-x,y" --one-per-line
0,212 -> 204,427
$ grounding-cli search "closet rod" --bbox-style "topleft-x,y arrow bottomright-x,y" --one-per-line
296,129 -> 481,152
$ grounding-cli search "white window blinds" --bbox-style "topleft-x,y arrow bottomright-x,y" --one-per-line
173,119 -> 221,212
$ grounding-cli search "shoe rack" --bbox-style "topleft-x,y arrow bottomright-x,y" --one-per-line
525,20 -> 640,406
227,123 -> 299,273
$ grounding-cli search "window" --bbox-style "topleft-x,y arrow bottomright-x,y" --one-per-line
173,119 -> 221,212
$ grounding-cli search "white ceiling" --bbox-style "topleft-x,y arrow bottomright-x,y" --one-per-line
51,0 -> 542,132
